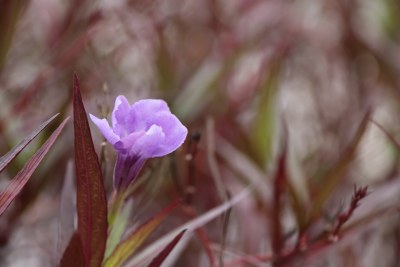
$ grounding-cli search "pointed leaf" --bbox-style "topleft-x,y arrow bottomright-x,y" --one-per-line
251,65 -> 279,165
127,186 -> 252,267
271,129 -> 287,255
0,113 -> 58,173
0,117 -> 68,216
60,232 -> 86,267
309,110 -> 371,221
105,198 -> 133,259
104,199 -> 180,267
372,119 -> 400,150
146,229 -> 187,267
73,73 -> 108,267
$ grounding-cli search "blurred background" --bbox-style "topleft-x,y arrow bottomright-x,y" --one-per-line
1,0 -> 400,266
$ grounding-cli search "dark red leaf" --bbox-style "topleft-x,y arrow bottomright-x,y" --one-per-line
60,232 -> 86,267
146,230 -> 187,267
73,73 -> 108,267
0,113 -> 58,173
0,117 -> 68,216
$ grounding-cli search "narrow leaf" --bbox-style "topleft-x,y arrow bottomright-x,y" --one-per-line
371,119 -> 400,150
0,113 -> 58,173
147,230 -> 187,267
309,110 -> 371,221
60,232 -> 86,267
105,198 -> 133,259
251,65 -> 279,165
271,129 -> 287,255
104,199 -> 180,267
0,117 -> 68,216
73,73 -> 108,267
127,186 -> 252,267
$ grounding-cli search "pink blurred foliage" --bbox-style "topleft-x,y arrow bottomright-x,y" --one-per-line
1,0 -> 400,266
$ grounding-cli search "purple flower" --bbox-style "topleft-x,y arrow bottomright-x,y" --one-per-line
90,96 -> 188,189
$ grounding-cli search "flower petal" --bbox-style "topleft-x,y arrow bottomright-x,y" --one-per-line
89,114 -> 120,144
161,116 -> 187,155
114,131 -> 145,153
133,125 -> 166,158
133,99 -> 170,114
144,112 -> 188,157
111,95 -> 134,137
131,99 -> 170,130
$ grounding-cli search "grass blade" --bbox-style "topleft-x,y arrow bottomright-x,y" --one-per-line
309,110 -> 371,222
371,119 -> 400,150
146,230 -> 187,267
104,199 -> 180,267
251,65 -> 279,166
73,73 -> 108,267
0,113 -> 58,173
105,198 -> 133,259
271,130 -> 287,255
127,186 -> 252,267
0,117 -> 68,216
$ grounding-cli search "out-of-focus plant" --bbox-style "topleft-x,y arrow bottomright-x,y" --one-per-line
0,114 -> 68,216
56,73 -> 372,266
2,0 -> 400,266
0,113 -> 68,252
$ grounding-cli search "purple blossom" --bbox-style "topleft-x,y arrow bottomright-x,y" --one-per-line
90,96 -> 188,189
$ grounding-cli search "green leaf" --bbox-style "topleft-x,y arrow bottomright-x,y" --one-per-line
105,198 -> 133,259
251,65 -> 279,166
104,199 -> 179,267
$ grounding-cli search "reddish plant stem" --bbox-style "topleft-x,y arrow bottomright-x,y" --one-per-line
184,131 -> 201,205
225,185 -> 368,267
330,185 -> 368,238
